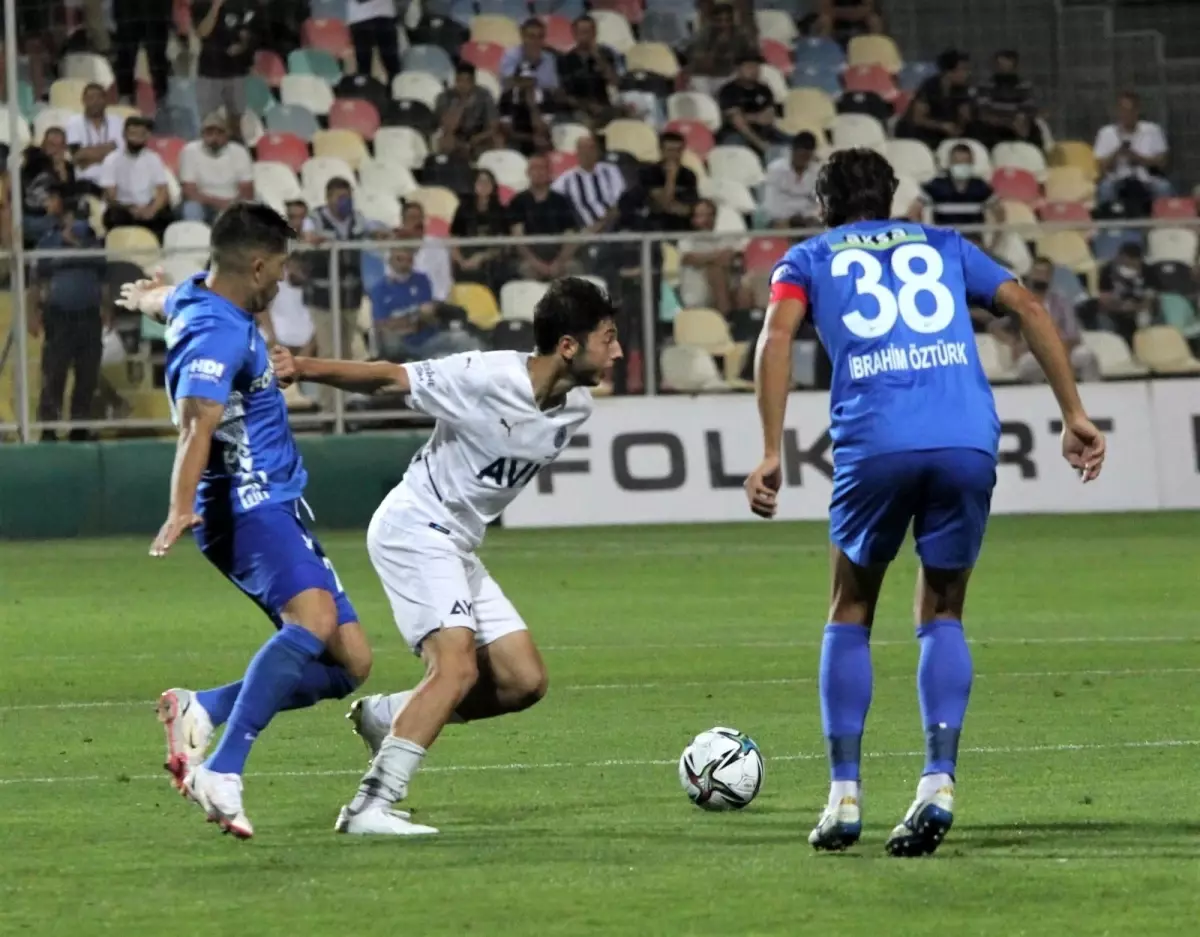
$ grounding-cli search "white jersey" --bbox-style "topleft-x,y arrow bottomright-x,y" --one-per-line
376,350 -> 593,552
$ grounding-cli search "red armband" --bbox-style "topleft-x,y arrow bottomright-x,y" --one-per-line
769,281 -> 807,305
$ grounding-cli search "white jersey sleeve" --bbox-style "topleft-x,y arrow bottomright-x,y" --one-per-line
403,351 -> 486,423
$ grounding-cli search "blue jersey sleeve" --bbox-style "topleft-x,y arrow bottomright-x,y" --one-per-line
768,245 -> 814,305
958,234 -> 1015,306
171,320 -> 243,405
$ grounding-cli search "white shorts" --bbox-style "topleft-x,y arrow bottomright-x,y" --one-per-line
366,514 -> 527,654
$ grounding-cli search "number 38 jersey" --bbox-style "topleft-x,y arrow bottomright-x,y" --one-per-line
770,220 -> 1014,464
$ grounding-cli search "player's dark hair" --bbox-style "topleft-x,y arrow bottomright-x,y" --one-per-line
210,202 -> 295,271
533,277 -> 617,355
815,148 -> 898,227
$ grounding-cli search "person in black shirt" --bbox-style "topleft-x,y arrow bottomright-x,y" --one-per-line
22,128 -> 79,248
194,0 -> 259,138
507,153 -> 582,280
717,52 -> 788,155
450,169 -> 512,294
499,62 -> 552,156
909,143 -> 1003,247
1097,243 -> 1156,344
641,131 -> 699,232
896,49 -> 974,151
967,50 -> 1042,151
557,15 -> 625,129
112,0 -> 171,101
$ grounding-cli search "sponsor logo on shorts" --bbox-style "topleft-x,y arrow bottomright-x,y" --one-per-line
449,600 -> 473,616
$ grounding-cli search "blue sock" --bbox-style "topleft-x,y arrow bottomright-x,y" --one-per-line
819,623 -> 873,782
205,624 -> 327,775
916,619 -> 973,777
196,663 -> 360,729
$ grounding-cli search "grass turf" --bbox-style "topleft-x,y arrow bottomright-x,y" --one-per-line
1,513 -> 1197,936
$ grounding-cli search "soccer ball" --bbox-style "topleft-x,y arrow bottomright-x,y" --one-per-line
678,727 -> 764,811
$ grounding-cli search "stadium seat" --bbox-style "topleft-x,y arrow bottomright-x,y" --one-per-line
288,48 -> 342,84
61,53 -> 116,88
254,49 -> 287,87
409,185 -> 460,222
664,119 -> 715,159
281,75 -> 335,116
301,156 -> 358,204
847,35 -> 903,73
256,132 -> 311,173
791,64 -> 842,98
246,74 -> 276,117
253,161 -> 303,211
410,11 -> 470,51
551,122 -> 591,153
1080,330 -> 1148,378
992,141 -> 1047,181
548,149 -> 578,180
897,60 -> 937,92
460,40 -> 506,75
1159,292 -> 1200,338
743,237 -> 790,273
593,10 -> 637,53
999,198 -> 1039,231
681,149 -> 710,185
837,91 -> 893,122
1153,197 -> 1197,220
1149,260 -> 1194,295
626,42 -> 680,79
49,78 -> 88,112
1147,227 -> 1199,265
1091,227 -> 1144,264
477,149 -> 530,192
842,65 -> 896,100
793,36 -> 845,72
391,73 -> 443,113
675,306 -> 735,355
707,145 -> 765,188
328,98 -> 381,141
666,92 -> 722,133
698,176 -> 757,215
451,282 -> 502,330
163,220 -> 211,252
473,68 -> 502,101
1051,140 -> 1099,182
660,344 -> 730,392
33,107 -> 76,145
936,138 -> 992,176
640,10 -> 689,46
1039,200 -> 1091,225
759,39 -> 793,76
470,14 -> 521,47
714,203 -> 750,239
0,108 -> 31,148
1043,166 -> 1094,205
499,280 -> 549,321
756,9 -> 798,46
375,126 -> 429,169
490,318 -> 536,351
313,128 -> 370,170
301,18 -> 354,58
783,88 -> 836,130
831,113 -> 887,150
421,152 -> 474,192
1133,325 -> 1200,374
605,119 -> 660,163
354,188 -> 403,228
265,104 -> 321,140
106,226 -> 161,263
975,334 -> 1018,382
891,173 -> 923,221
1037,230 -> 1096,279
389,99 -> 438,137
148,136 -> 186,175
540,14 -> 575,53
884,139 -> 936,183
758,64 -> 789,105
402,45 -> 457,84
358,158 -> 419,198
991,167 -> 1041,206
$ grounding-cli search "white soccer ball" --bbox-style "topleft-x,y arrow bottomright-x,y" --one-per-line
678,726 -> 764,811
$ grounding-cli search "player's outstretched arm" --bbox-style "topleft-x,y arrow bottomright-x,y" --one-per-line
276,348 -> 411,396
152,397 -> 223,556
994,280 -> 1106,481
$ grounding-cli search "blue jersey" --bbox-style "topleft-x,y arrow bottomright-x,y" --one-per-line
771,221 -> 1014,463
164,275 -> 307,514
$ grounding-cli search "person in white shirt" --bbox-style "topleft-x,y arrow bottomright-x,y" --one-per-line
179,111 -> 255,223
763,132 -> 822,229
269,255 -> 317,356
1093,91 -> 1173,206
347,0 -> 401,84
99,115 -> 173,240
64,82 -> 127,193
269,278 -> 623,837
399,200 -> 454,302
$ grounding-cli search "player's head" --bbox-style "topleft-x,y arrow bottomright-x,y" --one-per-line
815,148 -> 898,226
209,202 -> 296,314
532,277 -> 622,387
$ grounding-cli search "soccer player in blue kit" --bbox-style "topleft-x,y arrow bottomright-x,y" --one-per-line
128,203 -> 372,839
744,149 -> 1107,856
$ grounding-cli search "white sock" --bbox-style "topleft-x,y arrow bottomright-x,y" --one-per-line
372,690 -> 466,727
828,779 -> 860,808
916,772 -> 954,802
347,736 -> 426,813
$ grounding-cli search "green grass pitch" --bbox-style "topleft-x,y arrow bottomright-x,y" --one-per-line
1,513 -> 1198,936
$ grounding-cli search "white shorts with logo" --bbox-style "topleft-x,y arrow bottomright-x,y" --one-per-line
366,513 -> 527,653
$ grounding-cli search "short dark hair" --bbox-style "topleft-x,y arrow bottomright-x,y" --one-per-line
455,61 -> 475,78
792,131 -> 817,151
815,148 -> 898,227
123,115 -> 153,133
521,16 -> 544,32
936,49 -> 968,73
210,202 -> 295,271
1117,90 -> 1140,107
736,51 -> 765,66
325,176 -> 353,195
995,49 -> 1019,63
1031,255 -> 1053,268
1118,241 -> 1144,258
573,14 -> 595,28
659,130 -> 685,147
950,143 -> 973,159
533,278 -> 617,355
83,82 -> 105,96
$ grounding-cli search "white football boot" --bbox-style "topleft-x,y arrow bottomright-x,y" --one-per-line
808,787 -> 863,852
346,696 -> 391,757
885,782 -> 955,857
334,805 -> 438,836
183,764 -> 254,839
156,688 -> 214,795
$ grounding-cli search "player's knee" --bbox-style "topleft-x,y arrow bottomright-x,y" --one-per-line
428,646 -> 479,701
284,589 -> 341,643
508,662 -> 549,711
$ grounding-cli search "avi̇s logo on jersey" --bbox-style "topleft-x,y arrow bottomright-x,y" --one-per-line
476,457 -> 544,489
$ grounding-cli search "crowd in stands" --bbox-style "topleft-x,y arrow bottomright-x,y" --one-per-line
4,0 -> 1200,437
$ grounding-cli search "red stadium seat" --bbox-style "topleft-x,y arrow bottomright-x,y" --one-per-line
744,237 -> 790,273
256,132 -> 310,173
541,14 -> 574,54
548,150 -> 578,180
460,41 -> 506,75
302,18 -> 353,58
329,97 -> 381,141
148,136 -> 186,174
254,49 -> 287,88
842,64 -> 896,100
498,184 -> 516,206
1153,196 -> 1197,220
426,216 -> 451,238
591,0 -> 643,24
759,39 -> 793,75
891,89 -> 913,117
990,167 -> 1041,206
664,119 -> 715,158
1039,200 -> 1090,224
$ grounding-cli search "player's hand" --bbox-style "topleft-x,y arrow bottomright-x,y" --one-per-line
270,345 -> 298,386
1061,415 -> 1106,483
150,511 -> 202,557
117,268 -> 167,320
745,455 -> 782,519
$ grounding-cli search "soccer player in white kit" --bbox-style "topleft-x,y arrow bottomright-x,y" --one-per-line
269,277 -> 622,835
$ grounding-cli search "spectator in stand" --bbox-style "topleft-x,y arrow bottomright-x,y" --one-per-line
65,84 -> 125,198
910,142 -> 1003,248
22,128 -> 79,247
347,0 -> 402,85
398,201 -> 454,302
286,199 -> 316,237
642,131 -> 699,232
1094,92 -> 1172,211
435,63 -> 502,160
450,168 -> 511,295
717,53 -> 788,156
678,197 -> 754,315
270,255 -> 318,358
499,62 -> 553,156
99,117 -> 173,241
0,5 -> 53,100
1096,242 -> 1157,344
508,152 -> 582,281
369,247 -> 436,361
553,134 -> 625,234
558,15 -> 625,130
999,257 -> 1100,383
112,0 -> 170,103
763,132 -> 821,230
32,189 -> 106,442
811,0 -> 884,42
896,49 -> 974,151
252,0 -> 305,59
683,0 -> 758,97
500,18 -> 559,96
179,111 -> 255,223
193,0 -> 258,138
968,50 -> 1042,151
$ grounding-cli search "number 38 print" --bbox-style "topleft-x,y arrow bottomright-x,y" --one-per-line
832,244 -> 958,339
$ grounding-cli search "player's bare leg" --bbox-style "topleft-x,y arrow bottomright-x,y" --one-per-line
810,547 -> 889,852
886,565 -> 973,858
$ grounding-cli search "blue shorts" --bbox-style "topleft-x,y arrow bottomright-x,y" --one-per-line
829,448 -> 996,569
194,498 -> 358,628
